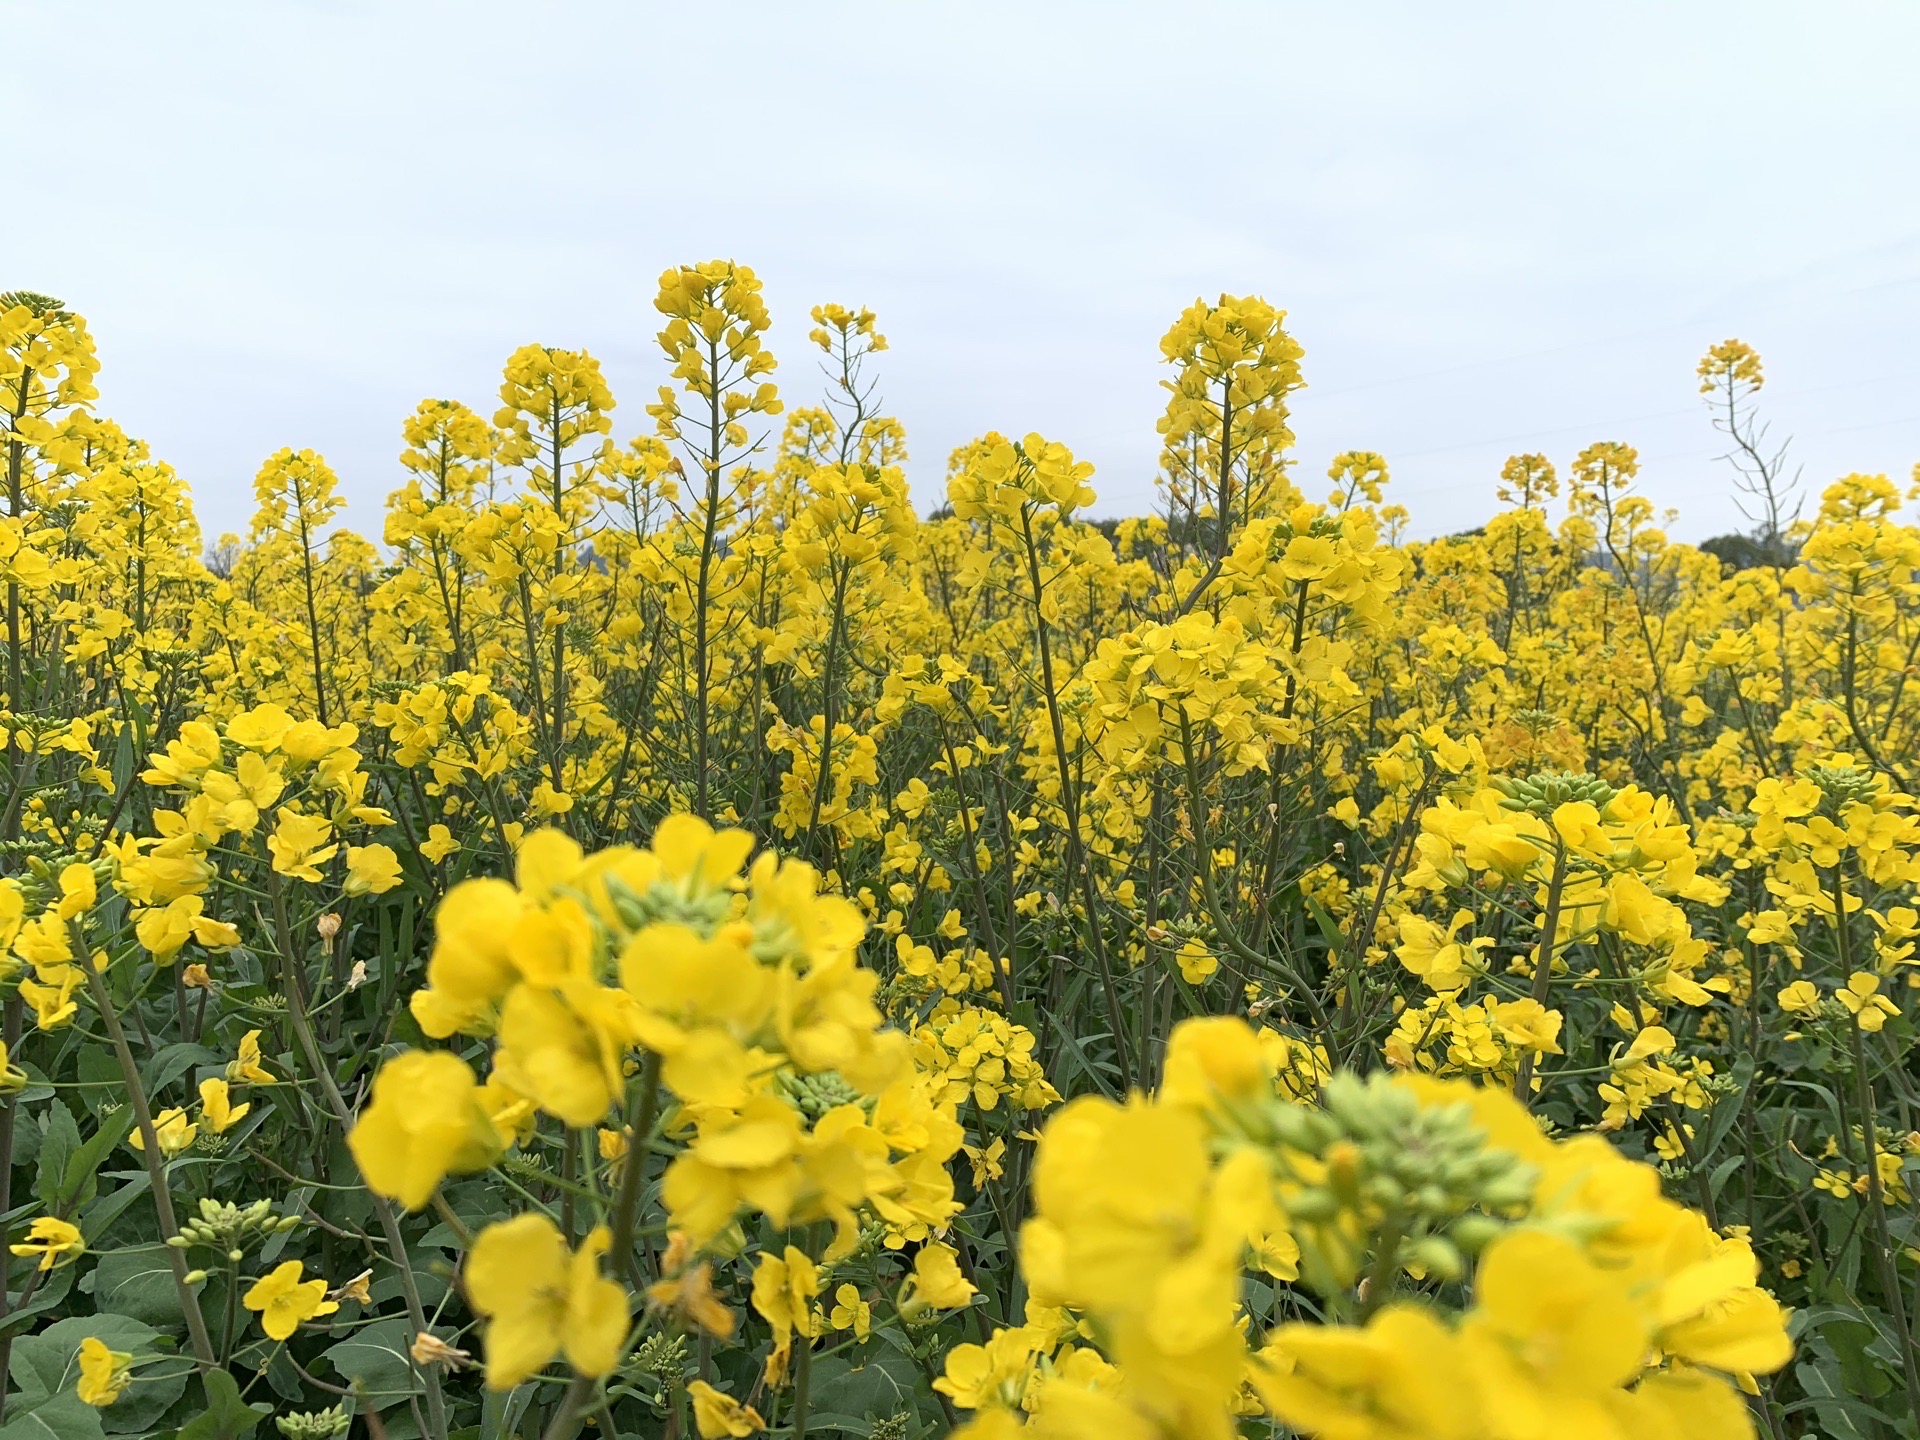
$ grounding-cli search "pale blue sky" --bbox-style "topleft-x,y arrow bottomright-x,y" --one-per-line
13,1 -> 1920,541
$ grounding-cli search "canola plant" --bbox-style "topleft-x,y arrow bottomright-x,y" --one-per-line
0,269 -> 1912,1438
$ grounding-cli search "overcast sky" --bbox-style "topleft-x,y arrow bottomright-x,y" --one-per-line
12,1 -> 1920,543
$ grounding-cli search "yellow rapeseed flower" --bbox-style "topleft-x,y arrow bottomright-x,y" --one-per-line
464,1215 -> 628,1390
244,1260 -> 339,1341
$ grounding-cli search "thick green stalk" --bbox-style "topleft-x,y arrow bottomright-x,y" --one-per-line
609,1049 -> 664,1287
540,1374 -> 596,1440
4,386 -> 29,838
1511,840 -> 1569,1102
1017,502 -> 1131,1089
78,950 -> 217,1367
789,1321 -> 813,1440
691,331 -> 725,820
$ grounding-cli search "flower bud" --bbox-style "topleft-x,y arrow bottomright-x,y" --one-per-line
1405,1235 -> 1463,1281
1448,1213 -> 1504,1252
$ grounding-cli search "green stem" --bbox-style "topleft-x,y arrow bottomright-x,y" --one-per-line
1356,1214 -> 1406,1321
1176,717 -> 1328,1031
1017,501 -> 1131,1089
541,1373 -> 596,1440
78,946 -> 218,1367
790,1324 -> 813,1440
220,1259 -> 238,1364
1512,840 -> 1568,1103
610,1049 -> 664,1287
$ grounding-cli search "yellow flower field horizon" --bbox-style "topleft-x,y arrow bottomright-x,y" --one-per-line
0,272 -> 1912,1438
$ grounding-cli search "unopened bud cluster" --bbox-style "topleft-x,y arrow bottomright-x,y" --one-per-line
168,1197 -> 300,1261
1808,762 -> 1878,811
276,1407 -> 350,1439
1491,769 -> 1618,818
630,1332 -> 690,1406
775,1068 -> 864,1121
601,870 -> 732,937
1269,1070 -> 1537,1293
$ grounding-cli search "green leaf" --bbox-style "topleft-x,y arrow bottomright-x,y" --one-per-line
72,1050 -> 123,1118
1793,1356 -> 1886,1439
804,1349 -> 921,1431
255,1187 -> 313,1268
478,1384 -> 537,1439
175,1368 -> 270,1440
1705,1152 -> 1743,1202
371,1411 -> 423,1440
109,723 -> 135,799
97,1353 -> 187,1434
1696,1053 -> 1753,1162
59,1110 -> 134,1216
1303,893 -> 1345,950
1040,1007 -> 1119,1099
7,1313 -> 180,1432
320,1317 -> 423,1411
139,1043 -> 220,1101
89,1245 -> 186,1329
5,1330 -> 74,1405
77,1173 -> 152,1245
1801,1306 -> 1896,1400
0,1268 -> 73,1342
32,1104 -> 80,1215
9,1096 -> 45,1171
0,1392 -> 107,1440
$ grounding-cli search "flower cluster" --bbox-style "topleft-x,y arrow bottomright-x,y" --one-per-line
948,1016 -> 1789,1440
9,279 -> 1907,1439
